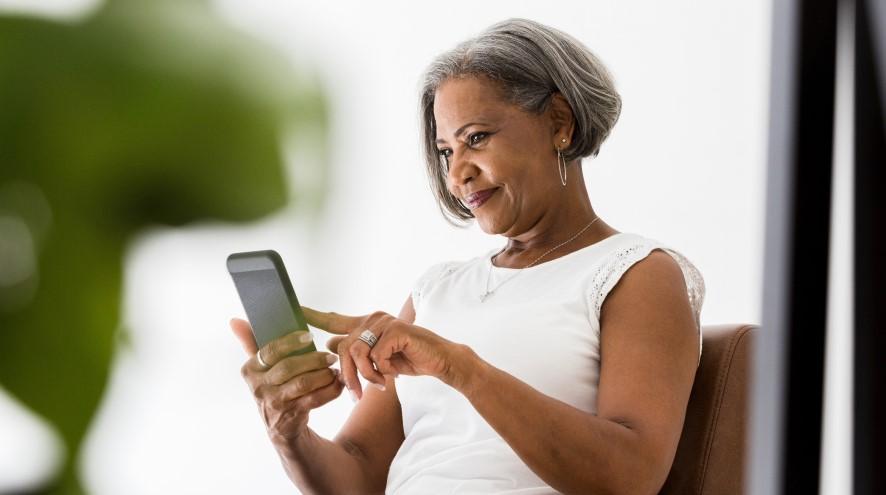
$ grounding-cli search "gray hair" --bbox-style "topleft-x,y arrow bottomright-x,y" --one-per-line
419,18 -> 622,226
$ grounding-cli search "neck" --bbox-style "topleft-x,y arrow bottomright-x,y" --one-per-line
498,165 -> 614,259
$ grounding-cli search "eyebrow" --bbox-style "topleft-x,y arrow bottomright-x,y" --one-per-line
435,122 -> 486,145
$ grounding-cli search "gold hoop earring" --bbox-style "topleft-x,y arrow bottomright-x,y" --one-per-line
557,148 -> 567,186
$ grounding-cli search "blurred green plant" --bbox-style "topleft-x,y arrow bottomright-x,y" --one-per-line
0,0 -> 329,492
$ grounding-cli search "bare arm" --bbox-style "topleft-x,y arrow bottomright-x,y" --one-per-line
440,250 -> 700,495
273,426 -> 376,495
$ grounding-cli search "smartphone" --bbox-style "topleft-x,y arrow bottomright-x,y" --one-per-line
226,250 -> 316,355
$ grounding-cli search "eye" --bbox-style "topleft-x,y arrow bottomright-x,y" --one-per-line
467,132 -> 488,146
437,149 -> 451,170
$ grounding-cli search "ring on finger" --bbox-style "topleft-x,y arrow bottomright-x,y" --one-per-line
358,329 -> 378,349
256,349 -> 270,370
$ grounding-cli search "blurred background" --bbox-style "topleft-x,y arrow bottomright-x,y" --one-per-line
0,0 -> 852,494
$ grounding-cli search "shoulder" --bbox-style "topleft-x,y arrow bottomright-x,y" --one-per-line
598,245 -> 698,352
629,248 -> 687,290
410,257 -> 473,308
413,248 -> 492,284
601,248 -> 688,317
590,234 -> 705,326
414,259 -> 462,285
597,246 -> 700,394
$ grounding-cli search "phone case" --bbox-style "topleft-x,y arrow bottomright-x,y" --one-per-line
226,250 -> 317,354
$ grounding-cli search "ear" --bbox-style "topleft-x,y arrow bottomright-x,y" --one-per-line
548,92 -> 576,149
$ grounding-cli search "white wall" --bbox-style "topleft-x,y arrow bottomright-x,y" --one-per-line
0,1 -> 784,494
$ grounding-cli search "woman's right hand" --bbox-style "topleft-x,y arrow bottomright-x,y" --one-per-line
230,318 -> 345,446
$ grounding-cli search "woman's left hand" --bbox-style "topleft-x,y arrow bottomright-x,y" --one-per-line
301,306 -> 464,400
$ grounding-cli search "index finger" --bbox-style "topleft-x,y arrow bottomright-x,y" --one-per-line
301,305 -> 358,335
230,318 -> 258,355
257,330 -> 316,369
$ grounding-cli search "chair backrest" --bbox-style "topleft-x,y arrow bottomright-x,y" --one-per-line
659,323 -> 757,495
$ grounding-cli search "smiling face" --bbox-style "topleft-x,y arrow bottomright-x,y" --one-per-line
433,76 -> 570,237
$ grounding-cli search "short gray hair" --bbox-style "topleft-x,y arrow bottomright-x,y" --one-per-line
419,18 -> 622,226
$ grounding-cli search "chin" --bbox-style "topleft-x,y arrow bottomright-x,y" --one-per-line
476,215 -> 506,236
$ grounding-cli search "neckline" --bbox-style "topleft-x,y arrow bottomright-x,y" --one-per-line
485,232 -> 630,272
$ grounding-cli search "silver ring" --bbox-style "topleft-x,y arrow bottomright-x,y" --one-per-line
256,349 -> 270,370
358,329 -> 378,349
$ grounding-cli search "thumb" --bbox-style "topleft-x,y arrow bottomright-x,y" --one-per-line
230,318 -> 258,355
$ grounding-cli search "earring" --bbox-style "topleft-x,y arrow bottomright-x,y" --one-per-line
557,148 -> 567,186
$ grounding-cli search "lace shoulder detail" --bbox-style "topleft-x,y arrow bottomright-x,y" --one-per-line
411,260 -> 460,309
589,240 -> 659,323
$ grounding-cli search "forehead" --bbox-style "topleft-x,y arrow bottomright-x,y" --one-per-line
433,76 -> 514,129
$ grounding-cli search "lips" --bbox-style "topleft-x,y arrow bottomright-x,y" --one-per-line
465,188 -> 498,209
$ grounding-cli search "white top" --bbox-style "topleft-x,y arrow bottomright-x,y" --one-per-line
385,232 -> 706,494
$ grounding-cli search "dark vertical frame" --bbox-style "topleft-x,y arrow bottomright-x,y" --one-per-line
749,0 -> 837,493
779,1 -> 837,491
853,0 -> 886,493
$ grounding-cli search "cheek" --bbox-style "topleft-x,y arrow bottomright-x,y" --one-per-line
482,142 -> 549,203
497,187 -> 525,217
502,166 -> 555,215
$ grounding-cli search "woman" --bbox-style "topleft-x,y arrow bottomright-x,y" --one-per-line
231,18 -> 705,495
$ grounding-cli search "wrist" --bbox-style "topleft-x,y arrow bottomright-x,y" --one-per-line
440,343 -> 488,399
270,423 -> 312,459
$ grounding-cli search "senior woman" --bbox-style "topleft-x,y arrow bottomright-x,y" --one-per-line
230,18 -> 705,495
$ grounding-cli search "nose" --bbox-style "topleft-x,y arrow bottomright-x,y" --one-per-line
445,148 -> 477,197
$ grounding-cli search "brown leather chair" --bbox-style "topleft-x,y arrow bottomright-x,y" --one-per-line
659,323 -> 758,495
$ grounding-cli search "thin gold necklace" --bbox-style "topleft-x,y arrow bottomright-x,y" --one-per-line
480,216 -> 600,302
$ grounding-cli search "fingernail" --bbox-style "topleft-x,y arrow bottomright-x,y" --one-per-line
371,382 -> 386,392
326,354 -> 338,364
349,389 -> 357,403
299,332 -> 313,343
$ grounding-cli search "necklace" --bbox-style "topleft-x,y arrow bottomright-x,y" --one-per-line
480,215 -> 600,302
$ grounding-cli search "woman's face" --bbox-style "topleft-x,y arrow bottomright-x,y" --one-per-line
434,76 -> 563,236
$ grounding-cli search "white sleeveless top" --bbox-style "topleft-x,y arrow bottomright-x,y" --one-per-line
385,232 -> 706,494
